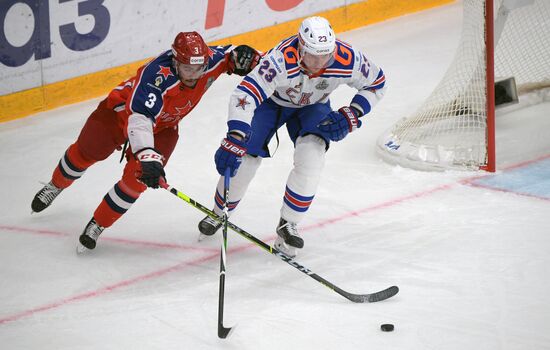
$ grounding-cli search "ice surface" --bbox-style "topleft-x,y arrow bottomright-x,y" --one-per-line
1,2 -> 549,349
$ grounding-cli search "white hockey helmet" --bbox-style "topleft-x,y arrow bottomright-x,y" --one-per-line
298,16 -> 336,56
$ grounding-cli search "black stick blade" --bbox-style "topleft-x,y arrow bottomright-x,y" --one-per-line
218,324 -> 235,339
344,285 -> 399,303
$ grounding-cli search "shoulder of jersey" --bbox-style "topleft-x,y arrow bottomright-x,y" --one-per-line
271,35 -> 300,78
139,50 -> 180,92
207,45 -> 230,70
320,39 -> 356,78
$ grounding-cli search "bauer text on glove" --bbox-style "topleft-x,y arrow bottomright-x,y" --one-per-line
215,134 -> 247,176
318,106 -> 362,142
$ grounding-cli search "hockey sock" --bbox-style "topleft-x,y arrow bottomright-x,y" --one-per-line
93,180 -> 140,228
213,154 -> 262,215
281,135 -> 326,223
51,143 -> 95,188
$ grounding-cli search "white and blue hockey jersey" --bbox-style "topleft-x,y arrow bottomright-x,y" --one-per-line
227,35 -> 386,129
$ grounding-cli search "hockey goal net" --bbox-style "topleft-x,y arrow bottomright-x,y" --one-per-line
377,0 -> 550,171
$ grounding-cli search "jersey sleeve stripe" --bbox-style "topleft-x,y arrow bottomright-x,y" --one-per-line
276,35 -> 297,51
368,70 -> 386,89
113,81 -> 133,91
241,81 -> 264,103
243,76 -> 267,101
336,39 -> 352,50
238,80 -> 266,106
237,85 -> 260,106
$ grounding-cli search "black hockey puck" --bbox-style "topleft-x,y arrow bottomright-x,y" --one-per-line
380,324 -> 394,332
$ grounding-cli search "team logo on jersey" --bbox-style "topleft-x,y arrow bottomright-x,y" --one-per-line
155,76 -> 163,86
315,80 -> 329,90
158,101 -> 192,123
236,96 -> 250,110
174,102 -> 192,116
147,82 -> 162,92
157,66 -> 173,79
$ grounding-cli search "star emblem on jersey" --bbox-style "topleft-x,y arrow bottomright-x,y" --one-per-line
173,103 -> 191,116
236,96 -> 250,110
157,66 -> 173,79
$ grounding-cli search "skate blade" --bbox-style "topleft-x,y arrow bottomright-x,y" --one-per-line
76,243 -> 91,255
274,241 -> 297,258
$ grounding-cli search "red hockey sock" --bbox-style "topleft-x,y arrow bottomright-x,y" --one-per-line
93,180 -> 141,228
51,143 -> 96,188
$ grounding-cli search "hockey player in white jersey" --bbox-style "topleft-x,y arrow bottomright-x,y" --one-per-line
199,16 -> 386,257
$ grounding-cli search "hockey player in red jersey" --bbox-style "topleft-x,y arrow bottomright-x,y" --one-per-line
31,31 -> 260,252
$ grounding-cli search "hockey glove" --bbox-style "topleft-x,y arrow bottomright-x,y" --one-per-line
215,134 -> 247,177
228,45 -> 261,76
318,106 -> 362,142
136,148 -> 165,189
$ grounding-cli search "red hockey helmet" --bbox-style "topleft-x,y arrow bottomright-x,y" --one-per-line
171,31 -> 209,65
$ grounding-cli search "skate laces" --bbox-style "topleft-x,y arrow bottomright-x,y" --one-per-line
85,220 -> 104,240
36,182 -> 62,204
204,216 -> 221,227
279,221 -> 299,238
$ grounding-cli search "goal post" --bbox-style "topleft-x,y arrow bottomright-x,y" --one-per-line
376,0 -> 550,172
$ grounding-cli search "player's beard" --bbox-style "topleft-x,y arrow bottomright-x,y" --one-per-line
175,61 -> 205,88
181,78 -> 199,88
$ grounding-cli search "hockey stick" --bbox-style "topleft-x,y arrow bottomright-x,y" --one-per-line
218,169 -> 234,338
160,181 -> 399,303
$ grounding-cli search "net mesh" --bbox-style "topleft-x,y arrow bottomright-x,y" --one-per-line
377,0 -> 550,171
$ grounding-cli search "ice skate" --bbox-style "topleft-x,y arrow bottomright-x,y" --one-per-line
274,218 -> 304,258
197,215 -> 222,241
77,218 -> 105,253
31,182 -> 63,213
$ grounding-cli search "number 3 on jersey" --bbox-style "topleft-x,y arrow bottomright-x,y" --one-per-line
258,60 -> 277,82
145,93 -> 157,108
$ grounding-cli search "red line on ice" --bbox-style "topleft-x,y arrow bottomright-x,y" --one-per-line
2,154 -> 548,325
0,225 -> 218,253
